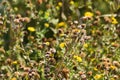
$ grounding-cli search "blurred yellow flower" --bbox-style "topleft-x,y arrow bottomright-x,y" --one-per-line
110,65 -> 116,70
111,17 -> 118,24
14,7 -> 18,11
60,33 -> 65,37
83,43 -> 88,48
73,55 -> 82,62
92,30 -> 95,34
58,2 -> 63,7
44,23 -> 49,28
57,22 -> 66,28
110,78 -> 115,80
12,61 -> 18,65
94,67 -> 98,71
70,1 -> 74,5
28,27 -> 35,32
45,42 -> 50,46
11,77 -> 17,80
59,42 -> 66,48
73,29 -> 80,33
56,6 -> 60,10
94,74 -> 102,80
45,12 -> 50,17
84,12 -> 94,17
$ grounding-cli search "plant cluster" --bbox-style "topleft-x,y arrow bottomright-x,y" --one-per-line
0,0 -> 120,80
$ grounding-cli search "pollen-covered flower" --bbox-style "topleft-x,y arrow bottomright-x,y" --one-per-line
84,12 -> 94,17
28,27 -> 35,32
111,17 -> 118,24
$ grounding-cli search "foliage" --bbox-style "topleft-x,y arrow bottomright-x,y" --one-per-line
0,0 -> 120,80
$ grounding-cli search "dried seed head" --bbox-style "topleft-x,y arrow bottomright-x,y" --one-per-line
113,61 -> 120,67
81,74 -> 86,80
79,71 -> 84,75
6,7 -> 11,12
62,68 -> 69,73
46,4 -> 51,9
6,58 -> 12,64
80,52 -> 86,58
113,75 -> 119,79
37,45 -> 43,49
14,19 -> 20,24
87,71 -> 92,76
16,14 -> 21,19
2,1 -> 7,5
95,10 -> 101,15
104,17 -> 111,23
0,16 -> 4,21
26,10 -> 31,15
24,67 -> 31,72
81,24 -> 86,28
93,21 -> 99,25
24,17 -> 31,23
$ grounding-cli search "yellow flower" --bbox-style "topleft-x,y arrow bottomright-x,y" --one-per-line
58,2 -> 63,7
70,1 -> 74,5
76,56 -> 82,62
60,33 -> 65,37
91,58 -> 95,62
110,65 -> 116,70
92,30 -> 95,34
56,6 -> 60,10
73,55 -> 82,62
59,42 -> 66,48
45,12 -> 50,17
110,78 -> 115,80
11,77 -> 17,80
73,29 -> 80,33
84,12 -> 94,17
12,61 -> 18,65
94,74 -> 102,80
94,67 -> 98,71
57,22 -> 66,28
45,42 -> 50,46
14,7 -> 18,11
83,43 -> 88,48
44,23 -> 49,28
28,27 -> 35,32
111,17 -> 118,24
73,55 -> 77,58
